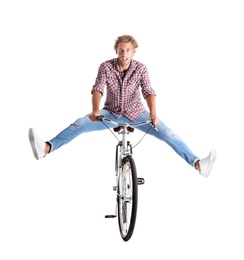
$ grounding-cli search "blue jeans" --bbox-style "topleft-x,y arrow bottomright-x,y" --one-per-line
48,109 -> 199,167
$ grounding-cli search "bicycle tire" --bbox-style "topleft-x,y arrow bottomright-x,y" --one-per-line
117,155 -> 138,241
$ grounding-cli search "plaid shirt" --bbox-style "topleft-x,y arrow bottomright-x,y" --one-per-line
91,58 -> 156,120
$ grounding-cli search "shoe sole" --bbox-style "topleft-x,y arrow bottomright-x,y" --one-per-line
29,128 -> 39,160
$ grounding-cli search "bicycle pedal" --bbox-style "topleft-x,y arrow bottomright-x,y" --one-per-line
137,178 -> 145,185
105,215 -> 116,218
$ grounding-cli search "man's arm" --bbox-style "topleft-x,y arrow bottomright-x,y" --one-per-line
146,94 -> 160,125
89,90 -> 102,121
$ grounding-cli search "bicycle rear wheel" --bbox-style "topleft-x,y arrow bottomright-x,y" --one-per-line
117,155 -> 138,241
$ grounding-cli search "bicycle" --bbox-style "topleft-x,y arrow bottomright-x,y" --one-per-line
96,115 -> 156,241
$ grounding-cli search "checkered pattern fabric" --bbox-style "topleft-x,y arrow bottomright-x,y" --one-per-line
91,58 -> 156,120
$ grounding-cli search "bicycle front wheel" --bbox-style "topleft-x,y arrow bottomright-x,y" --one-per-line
117,155 -> 138,241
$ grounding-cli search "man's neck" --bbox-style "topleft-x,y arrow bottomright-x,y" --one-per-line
117,59 -> 131,72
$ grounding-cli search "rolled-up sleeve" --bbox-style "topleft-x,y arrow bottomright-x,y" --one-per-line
140,66 -> 156,98
91,63 -> 106,95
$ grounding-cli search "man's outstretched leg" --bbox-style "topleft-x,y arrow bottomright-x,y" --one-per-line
133,111 -> 217,178
28,109 -> 121,160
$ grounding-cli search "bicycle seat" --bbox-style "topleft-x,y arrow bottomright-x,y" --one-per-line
113,126 -> 134,132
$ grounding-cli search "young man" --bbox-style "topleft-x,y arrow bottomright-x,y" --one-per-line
29,35 -> 216,177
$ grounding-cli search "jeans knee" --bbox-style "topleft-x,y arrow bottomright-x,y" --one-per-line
169,132 -> 176,138
162,128 -> 176,139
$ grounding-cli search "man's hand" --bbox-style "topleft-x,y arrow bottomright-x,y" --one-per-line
89,111 -> 100,122
149,114 -> 160,126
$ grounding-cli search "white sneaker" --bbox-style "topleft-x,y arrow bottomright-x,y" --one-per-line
28,128 -> 45,160
199,149 -> 217,178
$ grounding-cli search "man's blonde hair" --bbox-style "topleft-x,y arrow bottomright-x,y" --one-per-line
114,35 -> 138,51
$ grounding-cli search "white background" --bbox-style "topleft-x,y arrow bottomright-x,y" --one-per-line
1,0 -> 244,259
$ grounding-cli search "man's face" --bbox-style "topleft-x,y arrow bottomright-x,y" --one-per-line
116,42 -> 135,68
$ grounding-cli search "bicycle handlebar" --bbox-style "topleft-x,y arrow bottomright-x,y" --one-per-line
96,115 -> 157,129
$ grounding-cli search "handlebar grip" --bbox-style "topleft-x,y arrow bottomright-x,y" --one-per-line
151,120 -> 158,131
151,121 -> 155,128
96,115 -> 104,121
